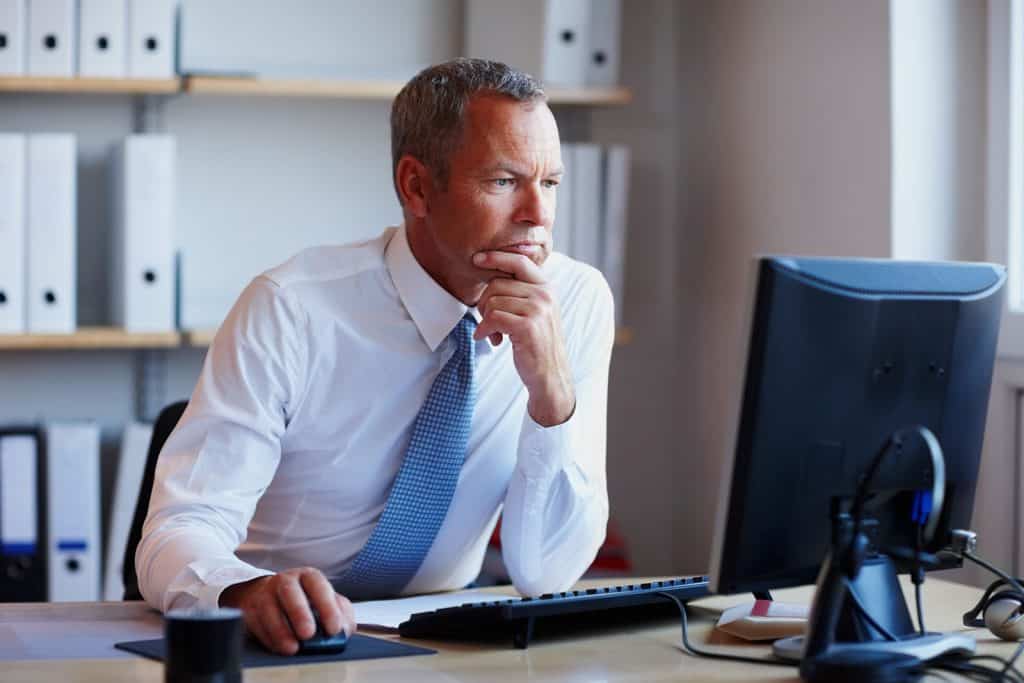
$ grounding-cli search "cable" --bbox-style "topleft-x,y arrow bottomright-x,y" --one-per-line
929,654 -> 1024,683
963,551 -> 1024,601
914,525 -> 926,636
1005,642 -> 1024,678
851,426 -> 945,543
944,546 -> 1024,682
655,591 -> 795,668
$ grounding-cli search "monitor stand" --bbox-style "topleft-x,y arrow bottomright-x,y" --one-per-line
771,549 -> 975,665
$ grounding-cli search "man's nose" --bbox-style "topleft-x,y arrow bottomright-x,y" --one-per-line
515,184 -> 553,227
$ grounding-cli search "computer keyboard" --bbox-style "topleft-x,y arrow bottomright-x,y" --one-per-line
398,575 -> 711,648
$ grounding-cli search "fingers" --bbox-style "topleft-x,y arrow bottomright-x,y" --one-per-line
473,250 -> 546,284
229,568 -> 353,656
277,573 -> 316,640
475,309 -> 528,344
262,594 -> 300,655
335,593 -> 358,636
300,570 -> 343,635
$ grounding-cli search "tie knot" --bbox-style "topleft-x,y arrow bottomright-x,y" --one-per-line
452,314 -> 477,354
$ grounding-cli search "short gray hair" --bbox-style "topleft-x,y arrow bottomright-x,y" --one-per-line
391,58 -> 547,197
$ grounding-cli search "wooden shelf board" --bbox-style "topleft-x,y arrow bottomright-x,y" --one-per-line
0,76 -> 180,94
546,86 -> 633,105
185,329 -> 217,347
184,76 -> 405,99
184,76 -> 632,105
0,327 -> 181,350
0,76 -> 631,105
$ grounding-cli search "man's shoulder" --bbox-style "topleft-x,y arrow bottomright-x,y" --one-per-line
546,251 -> 613,307
261,227 -> 397,291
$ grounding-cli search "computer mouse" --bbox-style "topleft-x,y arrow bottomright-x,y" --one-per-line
296,610 -> 349,655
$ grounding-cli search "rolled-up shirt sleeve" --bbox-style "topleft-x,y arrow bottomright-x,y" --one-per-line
501,270 -> 615,596
136,276 -> 308,612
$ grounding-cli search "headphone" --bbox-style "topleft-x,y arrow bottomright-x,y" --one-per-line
963,577 -> 1024,641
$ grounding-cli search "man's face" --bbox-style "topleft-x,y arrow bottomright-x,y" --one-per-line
415,95 -> 563,303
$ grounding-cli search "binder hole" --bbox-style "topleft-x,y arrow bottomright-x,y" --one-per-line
97,35 -> 109,51
44,290 -> 57,305
44,34 -> 57,50
560,30 -> 575,44
145,36 -> 158,52
66,558 -> 80,572
593,51 -> 607,65
0,290 -> 6,305
0,33 -> 7,49
143,269 -> 157,284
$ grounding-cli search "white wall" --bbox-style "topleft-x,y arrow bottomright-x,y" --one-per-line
672,0 -> 991,580
891,0 -> 986,262
681,0 -> 893,574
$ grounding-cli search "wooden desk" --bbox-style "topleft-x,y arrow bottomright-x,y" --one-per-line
0,577 -> 1014,682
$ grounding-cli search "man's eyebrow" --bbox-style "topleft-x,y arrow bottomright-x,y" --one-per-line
480,163 -> 566,176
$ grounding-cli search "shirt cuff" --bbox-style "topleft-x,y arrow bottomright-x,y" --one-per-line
516,408 -> 576,481
167,560 -> 275,612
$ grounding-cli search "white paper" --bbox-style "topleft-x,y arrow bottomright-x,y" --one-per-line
354,589 -> 514,631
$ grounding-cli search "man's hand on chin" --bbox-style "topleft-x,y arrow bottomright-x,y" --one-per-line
472,250 -> 575,427
219,567 -> 356,656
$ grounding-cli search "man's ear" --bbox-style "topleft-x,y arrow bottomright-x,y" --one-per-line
396,155 -> 432,219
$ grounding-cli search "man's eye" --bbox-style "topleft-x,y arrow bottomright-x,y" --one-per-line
492,178 -> 515,188
543,179 -> 560,189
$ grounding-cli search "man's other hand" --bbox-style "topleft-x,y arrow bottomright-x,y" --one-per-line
473,249 -> 575,427
218,567 -> 356,656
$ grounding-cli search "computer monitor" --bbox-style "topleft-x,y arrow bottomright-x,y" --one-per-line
707,256 -> 1005,665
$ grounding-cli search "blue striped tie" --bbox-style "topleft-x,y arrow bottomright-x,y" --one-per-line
332,314 -> 478,599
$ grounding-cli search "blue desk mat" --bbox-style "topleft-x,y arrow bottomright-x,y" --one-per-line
115,633 -> 435,667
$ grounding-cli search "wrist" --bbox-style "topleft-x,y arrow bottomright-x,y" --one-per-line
527,380 -> 575,427
219,575 -> 269,608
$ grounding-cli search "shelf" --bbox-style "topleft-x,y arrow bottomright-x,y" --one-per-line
185,329 -> 216,347
0,75 -> 631,105
0,76 -> 181,95
183,75 -> 405,99
186,327 -> 635,348
184,76 -> 632,105
0,327 -> 181,350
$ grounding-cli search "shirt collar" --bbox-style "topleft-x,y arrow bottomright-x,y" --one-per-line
385,224 -> 485,352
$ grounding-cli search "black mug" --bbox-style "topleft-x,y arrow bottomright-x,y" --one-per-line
164,607 -> 244,683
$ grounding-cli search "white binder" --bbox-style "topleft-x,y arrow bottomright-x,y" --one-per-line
0,0 -> 26,75
111,135 -> 176,331
45,422 -> 101,602
78,0 -> 126,78
27,134 -> 76,334
26,0 -> 74,76
601,145 -> 630,325
586,0 -> 621,86
0,134 -> 26,334
103,421 -> 152,601
126,0 -> 175,78
465,0 -> 590,86
553,143 -> 575,258
0,434 -> 39,564
571,143 -> 603,268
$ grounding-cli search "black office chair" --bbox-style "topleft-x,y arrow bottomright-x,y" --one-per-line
122,400 -> 188,601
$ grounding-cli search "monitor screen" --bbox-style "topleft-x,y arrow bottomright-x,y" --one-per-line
709,257 -> 1005,596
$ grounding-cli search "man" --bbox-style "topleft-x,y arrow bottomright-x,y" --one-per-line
136,58 -> 614,655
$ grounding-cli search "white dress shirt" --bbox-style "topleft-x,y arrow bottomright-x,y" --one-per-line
137,225 -> 614,612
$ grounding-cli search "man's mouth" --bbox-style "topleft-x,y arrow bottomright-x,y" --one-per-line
496,242 -> 545,257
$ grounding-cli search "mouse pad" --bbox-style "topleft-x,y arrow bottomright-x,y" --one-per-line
114,633 -> 435,667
